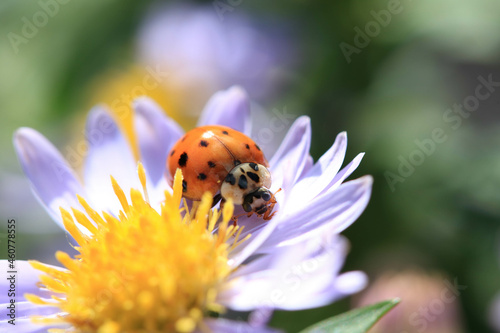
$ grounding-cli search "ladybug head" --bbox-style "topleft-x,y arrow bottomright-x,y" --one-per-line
220,162 -> 272,213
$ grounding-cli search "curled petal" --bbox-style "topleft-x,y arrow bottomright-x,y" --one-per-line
269,116 -> 311,192
259,176 -> 373,252
287,132 -> 348,205
324,152 -> 365,194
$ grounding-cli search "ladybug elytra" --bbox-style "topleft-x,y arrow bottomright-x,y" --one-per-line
167,125 -> 276,218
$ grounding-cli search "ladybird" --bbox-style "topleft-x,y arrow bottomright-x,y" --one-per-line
167,125 -> 276,218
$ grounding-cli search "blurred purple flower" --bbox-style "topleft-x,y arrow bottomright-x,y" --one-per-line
490,292 -> 500,332
136,3 -> 295,109
355,270 -> 465,333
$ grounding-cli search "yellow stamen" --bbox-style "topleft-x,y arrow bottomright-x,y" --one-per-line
172,168 -> 183,208
31,316 -> 64,325
29,261 -> 68,282
77,194 -> 106,227
137,162 -> 150,204
24,294 -> 52,305
55,251 -> 78,271
71,208 -> 98,235
110,176 -> 130,214
27,168 -> 246,333
60,208 -> 87,246
48,329 -> 68,333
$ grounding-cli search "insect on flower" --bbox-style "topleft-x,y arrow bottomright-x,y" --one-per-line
167,125 -> 278,221
8,86 -> 373,333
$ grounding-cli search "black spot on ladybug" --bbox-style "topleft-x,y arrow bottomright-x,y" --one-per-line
198,173 -> 207,180
249,163 -> 259,171
238,175 -> 248,190
178,152 -> 188,167
247,171 -> 260,183
199,140 -> 209,147
225,173 -> 236,185
255,144 -> 261,151
170,150 -> 175,157
182,180 -> 187,192
245,143 -> 250,149
208,161 -> 216,168
181,135 -> 187,142
222,130 -> 229,135
234,160 -> 241,166
239,167 -> 245,173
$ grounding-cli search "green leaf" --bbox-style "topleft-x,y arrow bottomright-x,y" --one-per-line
298,298 -> 400,333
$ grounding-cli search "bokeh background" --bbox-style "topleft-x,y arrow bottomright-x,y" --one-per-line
1,0 -> 500,332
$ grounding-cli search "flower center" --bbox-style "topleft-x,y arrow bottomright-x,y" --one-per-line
27,166 -> 247,333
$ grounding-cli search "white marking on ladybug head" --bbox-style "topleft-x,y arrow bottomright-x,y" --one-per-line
220,163 -> 272,211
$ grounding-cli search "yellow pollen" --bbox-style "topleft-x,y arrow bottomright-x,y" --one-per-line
27,167 -> 245,333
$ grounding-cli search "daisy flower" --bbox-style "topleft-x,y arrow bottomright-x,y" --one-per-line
1,87 -> 372,332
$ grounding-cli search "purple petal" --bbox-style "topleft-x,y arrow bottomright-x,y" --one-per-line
197,86 -> 251,134
283,270 -> 367,310
288,132 -> 348,203
269,116 -> 311,191
228,209 -> 282,268
134,97 -> 184,185
300,155 -> 314,181
0,317 -> 66,333
334,271 -> 368,296
0,261 -> 64,303
0,301 -> 61,319
13,128 -> 86,229
0,261 -> 69,331
148,177 -> 172,212
324,152 -> 365,194
84,107 -> 139,214
248,308 -> 274,328
203,318 -> 283,333
258,176 -> 373,252
221,236 -> 363,311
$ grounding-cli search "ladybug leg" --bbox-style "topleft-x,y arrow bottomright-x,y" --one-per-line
262,209 -> 277,220
261,188 -> 281,220
231,215 -> 239,227
231,211 -> 253,227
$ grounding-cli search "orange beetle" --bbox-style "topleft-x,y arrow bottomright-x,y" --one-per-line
167,125 -> 276,218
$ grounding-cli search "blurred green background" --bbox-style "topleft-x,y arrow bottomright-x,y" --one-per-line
1,0 -> 500,332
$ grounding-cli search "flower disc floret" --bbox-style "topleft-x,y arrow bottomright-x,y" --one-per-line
27,167 -> 244,333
